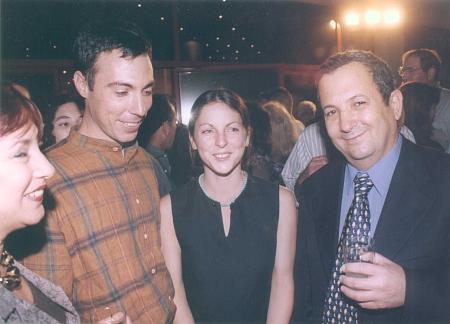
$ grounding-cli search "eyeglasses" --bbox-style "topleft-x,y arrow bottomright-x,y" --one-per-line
398,66 -> 422,75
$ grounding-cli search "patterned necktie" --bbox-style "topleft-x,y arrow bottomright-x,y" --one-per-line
323,172 -> 374,324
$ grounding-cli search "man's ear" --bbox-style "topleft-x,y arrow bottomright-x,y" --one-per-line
389,89 -> 403,121
73,71 -> 89,99
427,67 -> 438,84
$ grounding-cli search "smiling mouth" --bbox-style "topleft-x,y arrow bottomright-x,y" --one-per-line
214,153 -> 231,159
122,121 -> 141,126
120,121 -> 142,131
343,130 -> 366,142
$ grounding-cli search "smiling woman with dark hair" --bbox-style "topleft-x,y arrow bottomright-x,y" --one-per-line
160,89 -> 297,324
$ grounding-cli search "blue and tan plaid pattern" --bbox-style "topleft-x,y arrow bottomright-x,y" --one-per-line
23,131 -> 175,323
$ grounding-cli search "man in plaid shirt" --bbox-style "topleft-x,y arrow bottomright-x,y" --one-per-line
23,19 -> 176,323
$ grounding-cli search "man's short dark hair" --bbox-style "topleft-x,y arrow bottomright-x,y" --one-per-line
73,19 -> 152,90
402,48 -> 442,77
319,50 -> 395,106
138,94 -> 175,146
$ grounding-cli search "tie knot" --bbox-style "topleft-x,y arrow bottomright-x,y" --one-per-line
353,172 -> 374,196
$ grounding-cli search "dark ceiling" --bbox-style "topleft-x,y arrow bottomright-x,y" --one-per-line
1,0 -> 336,64
2,0 -> 450,68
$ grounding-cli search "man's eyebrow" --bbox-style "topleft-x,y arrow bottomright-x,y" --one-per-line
322,94 -> 367,109
142,81 -> 154,89
106,81 -> 154,90
107,81 -> 133,88
346,94 -> 368,103
322,104 -> 336,110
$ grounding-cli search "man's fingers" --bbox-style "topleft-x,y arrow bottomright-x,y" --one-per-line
340,284 -> 373,303
340,273 -> 371,289
370,252 -> 392,266
358,301 -> 380,309
341,261 -> 376,277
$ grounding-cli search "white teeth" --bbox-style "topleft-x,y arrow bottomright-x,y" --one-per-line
26,189 -> 44,199
215,153 -> 229,158
124,122 -> 139,127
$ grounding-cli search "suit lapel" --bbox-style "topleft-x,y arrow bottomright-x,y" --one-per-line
311,161 -> 346,276
373,141 -> 434,259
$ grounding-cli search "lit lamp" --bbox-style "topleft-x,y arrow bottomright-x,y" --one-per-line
329,19 -> 343,52
364,9 -> 381,26
344,11 -> 360,27
330,6 -> 402,51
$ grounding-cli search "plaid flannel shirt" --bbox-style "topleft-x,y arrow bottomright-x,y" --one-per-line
23,131 -> 175,323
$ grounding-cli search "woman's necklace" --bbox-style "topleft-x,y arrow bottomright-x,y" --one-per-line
198,171 -> 248,208
0,249 -> 21,290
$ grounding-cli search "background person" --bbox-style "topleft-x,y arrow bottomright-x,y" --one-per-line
263,100 -> 300,184
246,100 -> 274,181
137,94 -> 177,196
258,86 -> 305,134
50,95 -> 83,144
400,48 -> 450,150
42,94 -> 84,147
399,81 -> 442,150
161,89 -> 297,324
293,100 -> 317,127
167,122 -> 195,187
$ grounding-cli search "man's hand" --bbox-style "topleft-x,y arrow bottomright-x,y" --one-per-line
297,156 -> 328,185
339,252 -> 406,309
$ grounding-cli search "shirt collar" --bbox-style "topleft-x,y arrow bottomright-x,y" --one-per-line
64,130 -> 139,163
346,135 -> 402,197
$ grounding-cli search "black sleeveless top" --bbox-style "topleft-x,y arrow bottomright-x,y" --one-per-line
171,175 -> 279,323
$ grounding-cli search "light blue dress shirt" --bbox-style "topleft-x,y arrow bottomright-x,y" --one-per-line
339,135 -> 403,238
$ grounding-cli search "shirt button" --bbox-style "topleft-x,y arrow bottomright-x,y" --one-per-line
136,199 -> 140,204
112,147 -> 119,152
151,268 -> 156,274
144,234 -> 148,239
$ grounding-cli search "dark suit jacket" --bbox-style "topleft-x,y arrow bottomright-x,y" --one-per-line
293,139 -> 450,323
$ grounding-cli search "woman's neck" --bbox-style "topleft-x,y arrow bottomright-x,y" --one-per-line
201,167 -> 246,205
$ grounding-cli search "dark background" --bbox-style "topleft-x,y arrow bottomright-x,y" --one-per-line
1,0 -> 450,122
